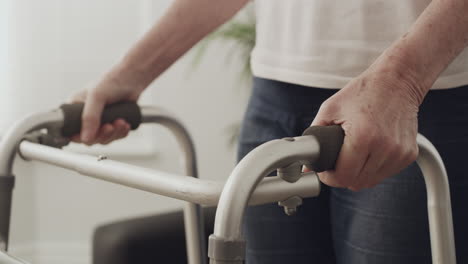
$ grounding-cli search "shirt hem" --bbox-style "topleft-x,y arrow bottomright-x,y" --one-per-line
251,59 -> 468,90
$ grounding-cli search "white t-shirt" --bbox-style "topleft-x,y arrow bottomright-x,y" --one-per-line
251,0 -> 468,89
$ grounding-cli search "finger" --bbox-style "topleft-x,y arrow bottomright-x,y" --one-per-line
359,138 -> 418,189
101,119 -> 130,144
311,115 -> 332,127
100,120 -> 128,145
95,123 -> 116,145
318,172 -> 343,188
348,152 -> 385,191
120,124 -> 131,139
369,150 -> 416,188
69,90 -> 86,104
70,134 -> 82,143
113,123 -> 131,142
310,100 -> 342,127
81,93 -> 105,144
113,119 -> 131,139
366,163 -> 403,189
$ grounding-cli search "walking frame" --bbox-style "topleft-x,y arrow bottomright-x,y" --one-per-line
0,103 -> 456,264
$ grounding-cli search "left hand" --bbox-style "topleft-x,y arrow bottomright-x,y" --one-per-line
312,67 -> 421,191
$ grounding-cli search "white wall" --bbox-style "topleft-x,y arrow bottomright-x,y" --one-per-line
1,1 -> 251,263
0,0 -> 9,88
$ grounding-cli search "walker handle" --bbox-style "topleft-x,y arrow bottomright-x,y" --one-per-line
59,102 -> 142,137
302,125 -> 344,172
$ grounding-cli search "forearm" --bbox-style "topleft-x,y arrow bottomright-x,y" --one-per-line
372,0 -> 468,104
110,0 -> 249,91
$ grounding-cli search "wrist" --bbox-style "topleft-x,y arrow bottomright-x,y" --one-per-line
369,48 -> 430,106
107,60 -> 151,93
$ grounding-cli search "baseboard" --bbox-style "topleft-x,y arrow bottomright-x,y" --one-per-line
9,241 -> 91,264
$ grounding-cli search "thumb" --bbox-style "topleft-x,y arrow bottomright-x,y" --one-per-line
310,110 -> 331,127
81,94 -> 105,143
311,117 -> 328,127
69,89 -> 86,104
310,100 -> 340,127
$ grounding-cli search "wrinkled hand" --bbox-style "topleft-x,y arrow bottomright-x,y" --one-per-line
70,70 -> 144,145
312,68 -> 421,191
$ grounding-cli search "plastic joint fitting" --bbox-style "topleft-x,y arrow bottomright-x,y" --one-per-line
208,235 -> 246,263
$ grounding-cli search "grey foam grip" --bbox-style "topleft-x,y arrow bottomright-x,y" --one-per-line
0,175 -> 15,249
0,176 -> 15,191
302,125 -> 344,172
60,102 -> 142,137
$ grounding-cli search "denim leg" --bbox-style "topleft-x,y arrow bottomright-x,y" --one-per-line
238,79 -> 336,264
331,163 -> 432,264
331,151 -> 468,264
243,195 -> 334,264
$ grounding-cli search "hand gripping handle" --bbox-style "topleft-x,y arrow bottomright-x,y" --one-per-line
59,102 -> 142,137
302,125 -> 344,172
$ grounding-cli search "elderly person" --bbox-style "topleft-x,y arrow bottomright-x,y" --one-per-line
71,1 -> 468,263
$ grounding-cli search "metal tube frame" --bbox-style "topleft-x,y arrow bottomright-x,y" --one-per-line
212,136 -> 320,240
0,106 -> 456,264
0,106 -> 321,264
140,106 -> 205,264
0,110 -> 64,257
209,134 -> 456,264
416,135 -> 456,263
18,141 -> 320,206
0,106 -> 208,264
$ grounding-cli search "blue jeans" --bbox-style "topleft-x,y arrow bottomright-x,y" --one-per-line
238,77 -> 468,264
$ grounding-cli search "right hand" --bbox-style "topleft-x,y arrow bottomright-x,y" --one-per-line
70,71 -> 144,145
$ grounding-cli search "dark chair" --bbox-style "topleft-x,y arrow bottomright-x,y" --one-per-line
92,207 -> 216,264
